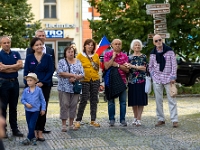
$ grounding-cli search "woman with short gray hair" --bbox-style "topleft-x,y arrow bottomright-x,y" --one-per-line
124,39 -> 148,126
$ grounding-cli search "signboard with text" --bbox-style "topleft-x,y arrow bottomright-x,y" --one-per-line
148,33 -> 170,39
146,9 -> 170,15
146,4 -> 170,10
45,30 -> 64,38
146,3 -> 170,39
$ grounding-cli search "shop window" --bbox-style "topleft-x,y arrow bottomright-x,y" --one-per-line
44,0 -> 57,18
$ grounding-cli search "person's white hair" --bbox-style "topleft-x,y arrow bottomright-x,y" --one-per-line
130,39 -> 143,50
35,29 -> 45,36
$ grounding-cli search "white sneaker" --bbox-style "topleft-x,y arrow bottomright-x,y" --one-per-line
136,120 -> 141,126
132,118 -> 137,125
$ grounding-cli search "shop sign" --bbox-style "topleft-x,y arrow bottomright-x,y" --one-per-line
45,23 -> 75,29
45,30 -> 64,38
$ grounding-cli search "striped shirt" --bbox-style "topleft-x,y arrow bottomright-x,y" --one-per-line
149,50 -> 177,84
104,50 -> 128,83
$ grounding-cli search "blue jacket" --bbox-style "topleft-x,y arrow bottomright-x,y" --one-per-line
26,46 -> 55,70
24,53 -> 54,86
21,86 -> 46,112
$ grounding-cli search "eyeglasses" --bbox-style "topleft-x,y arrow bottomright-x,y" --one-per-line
154,39 -> 162,43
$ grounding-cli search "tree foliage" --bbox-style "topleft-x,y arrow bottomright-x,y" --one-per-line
167,0 -> 200,61
0,0 -> 41,48
88,0 -> 200,61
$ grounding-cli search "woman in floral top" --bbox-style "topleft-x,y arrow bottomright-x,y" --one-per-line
57,46 -> 84,131
124,39 -> 148,126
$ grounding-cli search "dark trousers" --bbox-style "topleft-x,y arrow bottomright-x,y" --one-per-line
35,85 -> 51,131
26,111 -> 39,140
0,79 -> 19,132
0,140 -> 5,150
76,80 -> 100,121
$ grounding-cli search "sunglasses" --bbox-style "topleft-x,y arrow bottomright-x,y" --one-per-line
154,39 -> 162,43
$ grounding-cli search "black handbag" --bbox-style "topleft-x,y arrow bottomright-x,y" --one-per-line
65,59 -> 82,94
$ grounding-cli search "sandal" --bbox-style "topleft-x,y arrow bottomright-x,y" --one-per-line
69,124 -> 79,131
61,125 -> 67,132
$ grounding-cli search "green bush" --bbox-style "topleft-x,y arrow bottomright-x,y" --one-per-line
149,83 -> 200,96
178,83 -> 200,94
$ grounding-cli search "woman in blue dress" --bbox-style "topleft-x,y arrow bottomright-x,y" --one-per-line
124,39 -> 148,126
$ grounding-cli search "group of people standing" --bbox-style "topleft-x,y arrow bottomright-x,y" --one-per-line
103,35 -> 178,128
0,32 -> 179,148
0,30 -> 55,147
57,34 -> 178,131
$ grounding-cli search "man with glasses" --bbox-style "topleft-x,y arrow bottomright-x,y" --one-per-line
149,34 -> 178,128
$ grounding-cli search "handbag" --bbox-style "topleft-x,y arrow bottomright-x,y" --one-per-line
65,59 -> 82,94
73,80 -> 82,94
170,83 -> 177,97
145,76 -> 152,94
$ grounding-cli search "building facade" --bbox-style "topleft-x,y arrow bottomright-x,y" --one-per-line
82,0 -> 100,43
27,0 -> 82,66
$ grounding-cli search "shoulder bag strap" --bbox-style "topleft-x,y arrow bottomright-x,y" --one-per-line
65,58 -> 70,73
85,53 -> 99,69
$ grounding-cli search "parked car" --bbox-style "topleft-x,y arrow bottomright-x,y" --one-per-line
176,58 -> 200,86
18,70 -> 58,88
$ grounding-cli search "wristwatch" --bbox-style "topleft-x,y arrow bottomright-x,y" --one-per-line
117,64 -> 120,68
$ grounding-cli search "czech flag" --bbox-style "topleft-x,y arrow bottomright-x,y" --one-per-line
96,36 -> 110,56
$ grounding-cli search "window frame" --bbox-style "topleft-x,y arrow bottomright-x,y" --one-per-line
44,0 -> 57,19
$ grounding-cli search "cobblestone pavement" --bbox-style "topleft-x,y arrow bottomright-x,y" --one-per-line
2,95 -> 200,150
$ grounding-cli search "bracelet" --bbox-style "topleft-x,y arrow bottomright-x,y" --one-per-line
117,64 -> 120,68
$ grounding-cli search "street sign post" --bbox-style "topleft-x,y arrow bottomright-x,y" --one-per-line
148,33 -> 170,39
146,4 -> 170,10
146,9 -> 170,15
146,3 -> 170,39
